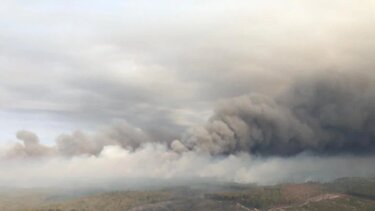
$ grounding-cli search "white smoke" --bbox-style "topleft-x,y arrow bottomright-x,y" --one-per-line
0,143 -> 374,187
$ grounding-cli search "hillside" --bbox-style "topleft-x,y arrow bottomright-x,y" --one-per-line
1,177 -> 374,211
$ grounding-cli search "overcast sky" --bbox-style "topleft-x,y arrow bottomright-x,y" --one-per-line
1,0 -> 375,144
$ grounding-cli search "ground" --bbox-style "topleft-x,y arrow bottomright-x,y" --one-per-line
1,177 -> 374,211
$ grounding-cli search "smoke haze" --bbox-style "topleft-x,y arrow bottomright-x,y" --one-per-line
1,144 -> 375,188
1,73 -> 374,187
0,0 -> 375,188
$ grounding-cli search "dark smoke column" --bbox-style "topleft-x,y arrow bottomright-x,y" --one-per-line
173,74 -> 375,156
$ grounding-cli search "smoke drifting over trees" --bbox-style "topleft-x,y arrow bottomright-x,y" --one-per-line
0,73 -> 374,186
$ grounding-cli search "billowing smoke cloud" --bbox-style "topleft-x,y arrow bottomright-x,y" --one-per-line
2,74 -> 375,159
2,122 -> 153,159
176,73 -> 375,156
5,130 -> 55,158
0,73 -> 374,186
56,122 -> 152,157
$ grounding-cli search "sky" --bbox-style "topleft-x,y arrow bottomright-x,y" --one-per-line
1,0 -> 373,143
0,0 -> 374,186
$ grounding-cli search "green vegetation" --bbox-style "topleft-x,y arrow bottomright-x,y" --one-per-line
31,191 -> 173,211
326,177 -> 375,199
287,197 -> 375,211
0,178 -> 374,211
206,186 -> 284,209
206,183 -> 325,209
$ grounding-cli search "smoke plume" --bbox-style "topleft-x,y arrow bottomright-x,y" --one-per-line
0,73 -> 374,187
56,122 -> 152,157
2,73 -> 375,158
2,122 -> 153,159
177,73 -> 375,156
5,130 -> 55,158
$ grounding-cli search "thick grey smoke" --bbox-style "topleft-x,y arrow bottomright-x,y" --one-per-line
1,74 -> 374,186
3,74 -> 375,159
176,73 -> 375,156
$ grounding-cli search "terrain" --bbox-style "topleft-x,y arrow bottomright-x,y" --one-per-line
1,177 -> 374,211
